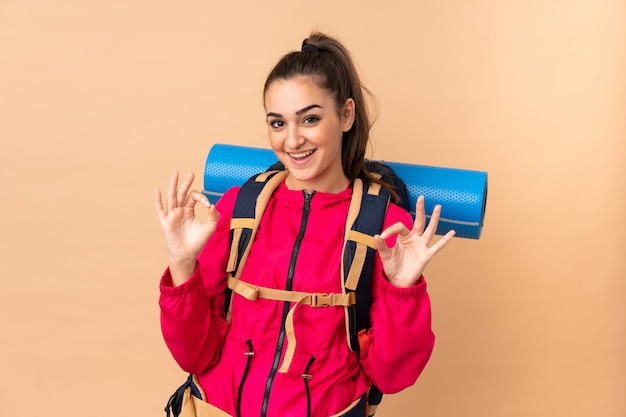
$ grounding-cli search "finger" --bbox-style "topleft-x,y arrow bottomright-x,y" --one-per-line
412,196 -> 426,234
374,234 -> 392,259
186,190 -> 211,209
428,230 -> 456,255
177,172 -> 195,206
167,171 -> 180,209
423,204 -> 442,241
154,188 -> 166,218
379,222 -> 410,240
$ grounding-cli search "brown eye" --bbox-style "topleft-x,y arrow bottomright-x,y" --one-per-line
303,116 -> 320,124
269,120 -> 285,129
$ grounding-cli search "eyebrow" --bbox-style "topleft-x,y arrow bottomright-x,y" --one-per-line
266,104 -> 322,119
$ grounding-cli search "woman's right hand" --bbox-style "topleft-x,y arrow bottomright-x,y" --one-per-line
155,171 -> 220,285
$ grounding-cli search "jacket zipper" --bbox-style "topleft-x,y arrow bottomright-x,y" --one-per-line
261,190 -> 314,417
302,356 -> 316,417
236,340 -> 255,417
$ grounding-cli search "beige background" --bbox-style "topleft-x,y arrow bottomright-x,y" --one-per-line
1,1 -> 624,416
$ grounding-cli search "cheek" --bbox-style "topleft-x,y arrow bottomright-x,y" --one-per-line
267,130 -> 281,149
321,124 -> 344,150
268,131 -> 289,165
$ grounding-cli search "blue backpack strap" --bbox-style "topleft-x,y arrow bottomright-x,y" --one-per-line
224,170 -> 288,318
342,178 -> 390,417
164,374 -> 205,417
342,178 -> 391,351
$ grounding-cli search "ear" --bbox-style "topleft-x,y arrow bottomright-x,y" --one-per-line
341,98 -> 355,132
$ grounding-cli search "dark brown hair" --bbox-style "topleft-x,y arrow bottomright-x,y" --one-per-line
263,32 -> 398,201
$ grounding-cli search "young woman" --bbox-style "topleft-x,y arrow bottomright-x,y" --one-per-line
155,32 -> 455,417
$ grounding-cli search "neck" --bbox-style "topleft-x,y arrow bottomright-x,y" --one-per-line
284,174 -> 350,194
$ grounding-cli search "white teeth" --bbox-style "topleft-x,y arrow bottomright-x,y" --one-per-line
289,150 -> 315,159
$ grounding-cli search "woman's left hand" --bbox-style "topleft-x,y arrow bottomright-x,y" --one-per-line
374,196 -> 456,288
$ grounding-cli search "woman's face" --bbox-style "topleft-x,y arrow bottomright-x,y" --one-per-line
264,76 -> 354,194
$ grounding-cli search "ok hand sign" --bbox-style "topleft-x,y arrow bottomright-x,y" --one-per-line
374,196 -> 455,288
155,171 -> 220,285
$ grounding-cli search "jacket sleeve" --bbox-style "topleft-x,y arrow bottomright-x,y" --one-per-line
158,187 -> 239,374
359,204 -> 436,393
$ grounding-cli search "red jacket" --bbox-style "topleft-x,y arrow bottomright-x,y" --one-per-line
160,181 -> 435,417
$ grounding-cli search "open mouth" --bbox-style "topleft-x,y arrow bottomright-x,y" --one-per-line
288,149 -> 316,160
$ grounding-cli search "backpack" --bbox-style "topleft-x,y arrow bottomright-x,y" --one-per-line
223,161 -> 410,417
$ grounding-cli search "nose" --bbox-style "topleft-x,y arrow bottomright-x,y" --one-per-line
285,124 -> 305,149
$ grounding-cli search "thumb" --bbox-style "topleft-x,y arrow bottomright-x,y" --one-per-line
206,204 -> 220,222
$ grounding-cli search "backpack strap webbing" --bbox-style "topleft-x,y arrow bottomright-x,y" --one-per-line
223,170 -> 288,320
342,178 -> 389,417
227,274 -> 357,374
228,277 -> 355,307
342,178 -> 391,352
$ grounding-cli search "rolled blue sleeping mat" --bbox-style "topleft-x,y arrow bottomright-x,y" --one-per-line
203,144 -> 488,239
